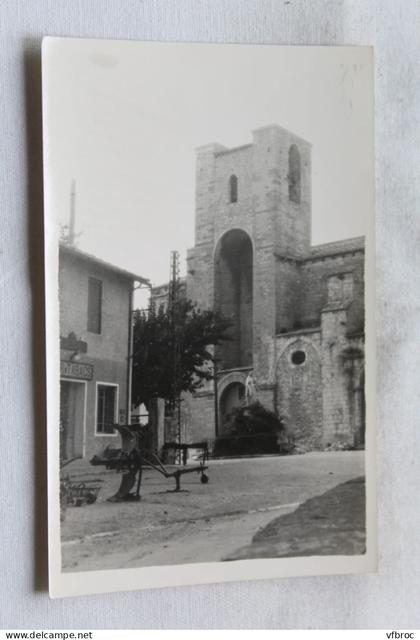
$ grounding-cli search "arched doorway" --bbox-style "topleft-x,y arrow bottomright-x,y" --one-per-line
214,229 -> 253,369
219,382 -> 246,433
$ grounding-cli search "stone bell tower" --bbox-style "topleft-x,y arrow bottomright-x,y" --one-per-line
185,124 -> 311,439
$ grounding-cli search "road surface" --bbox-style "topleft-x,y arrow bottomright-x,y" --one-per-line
61,451 -> 365,572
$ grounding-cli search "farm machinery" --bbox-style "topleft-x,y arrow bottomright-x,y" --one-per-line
90,424 -> 209,501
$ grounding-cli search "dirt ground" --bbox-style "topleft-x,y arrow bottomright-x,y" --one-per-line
61,451 -> 365,571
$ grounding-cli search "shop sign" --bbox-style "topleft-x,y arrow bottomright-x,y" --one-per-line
60,360 -> 93,380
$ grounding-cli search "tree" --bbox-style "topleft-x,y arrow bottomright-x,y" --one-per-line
131,299 -> 232,408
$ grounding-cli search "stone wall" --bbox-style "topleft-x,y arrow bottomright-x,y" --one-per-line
298,246 -> 364,332
275,331 -> 323,447
275,258 -> 301,333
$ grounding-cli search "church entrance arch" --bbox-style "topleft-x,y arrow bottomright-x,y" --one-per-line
214,229 -> 253,370
217,369 -> 249,434
219,382 -> 246,433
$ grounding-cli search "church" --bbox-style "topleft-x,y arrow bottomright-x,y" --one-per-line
157,124 -> 366,451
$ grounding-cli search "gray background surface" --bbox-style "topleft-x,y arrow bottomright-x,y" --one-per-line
0,0 -> 419,629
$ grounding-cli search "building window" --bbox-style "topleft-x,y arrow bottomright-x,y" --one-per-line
288,144 -> 301,204
229,174 -> 238,203
96,384 -> 117,434
87,277 -> 102,334
291,350 -> 306,365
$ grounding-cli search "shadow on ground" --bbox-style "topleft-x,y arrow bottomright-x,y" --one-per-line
224,477 -> 366,560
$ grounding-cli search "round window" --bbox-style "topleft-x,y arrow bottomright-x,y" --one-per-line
291,350 -> 306,365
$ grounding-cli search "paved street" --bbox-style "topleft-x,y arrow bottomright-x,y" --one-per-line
61,451 -> 365,572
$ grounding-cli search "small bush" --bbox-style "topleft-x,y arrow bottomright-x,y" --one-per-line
223,402 -> 284,435
214,402 -> 290,457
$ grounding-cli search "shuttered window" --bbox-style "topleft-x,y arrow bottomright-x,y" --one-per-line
87,277 -> 102,334
96,384 -> 117,434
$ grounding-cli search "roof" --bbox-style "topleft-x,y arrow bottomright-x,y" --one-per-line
215,143 -> 253,157
308,236 -> 365,259
59,243 -> 150,286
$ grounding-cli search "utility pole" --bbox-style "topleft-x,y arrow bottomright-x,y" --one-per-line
168,251 -> 181,463
213,358 -> 219,438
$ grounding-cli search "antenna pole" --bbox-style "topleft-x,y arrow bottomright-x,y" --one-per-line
69,179 -> 76,245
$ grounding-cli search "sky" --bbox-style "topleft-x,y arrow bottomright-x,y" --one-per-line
44,39 -> 374,298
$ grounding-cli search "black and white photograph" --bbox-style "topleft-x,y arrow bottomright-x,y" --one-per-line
43,38 -> 375,596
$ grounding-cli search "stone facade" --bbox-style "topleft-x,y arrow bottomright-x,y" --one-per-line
159,124 -> 365,450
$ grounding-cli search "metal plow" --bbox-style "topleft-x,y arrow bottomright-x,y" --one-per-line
90,424 -> 209,502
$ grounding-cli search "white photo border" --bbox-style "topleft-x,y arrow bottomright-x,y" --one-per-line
43,37 -> 377,598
